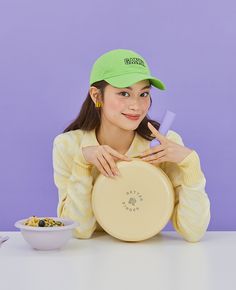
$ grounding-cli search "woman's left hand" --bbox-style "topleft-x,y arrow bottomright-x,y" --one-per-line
140,122 -> 193,165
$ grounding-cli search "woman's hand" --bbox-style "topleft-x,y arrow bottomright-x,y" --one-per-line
140,122 -> 193,165
82,145 -> 132,178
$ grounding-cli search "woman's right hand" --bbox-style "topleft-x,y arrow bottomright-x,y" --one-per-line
82,145 -> 132,178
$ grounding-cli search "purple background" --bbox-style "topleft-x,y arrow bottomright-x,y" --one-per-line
0,0 -> 235,231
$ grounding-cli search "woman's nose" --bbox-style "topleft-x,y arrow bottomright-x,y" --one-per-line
128,99 -> 139,109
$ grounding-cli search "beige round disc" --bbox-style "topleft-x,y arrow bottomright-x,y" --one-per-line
92,159 -> 175,242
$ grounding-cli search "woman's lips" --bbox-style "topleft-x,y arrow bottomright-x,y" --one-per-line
122,114 -> 140,121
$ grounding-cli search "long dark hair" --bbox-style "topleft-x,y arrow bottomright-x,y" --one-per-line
63,80 -> 160,141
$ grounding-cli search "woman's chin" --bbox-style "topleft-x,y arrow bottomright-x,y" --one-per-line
119,123 -> 140,131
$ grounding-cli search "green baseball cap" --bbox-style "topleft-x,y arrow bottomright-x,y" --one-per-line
89,49 -> 166,90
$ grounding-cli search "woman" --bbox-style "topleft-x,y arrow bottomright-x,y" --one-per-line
52,49 -> 211,242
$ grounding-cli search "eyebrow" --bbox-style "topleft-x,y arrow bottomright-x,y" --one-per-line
123,84 -> 152,90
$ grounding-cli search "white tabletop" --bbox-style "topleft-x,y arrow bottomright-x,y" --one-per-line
0,231 -> 235,290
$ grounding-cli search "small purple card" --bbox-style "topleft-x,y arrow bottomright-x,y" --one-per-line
150,110 -> 176,147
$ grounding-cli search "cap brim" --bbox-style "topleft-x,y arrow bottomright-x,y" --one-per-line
104,73 -> 166,90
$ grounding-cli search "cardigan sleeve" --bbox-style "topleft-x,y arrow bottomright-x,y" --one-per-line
159,130 -> 211,242
52,131 -> 97,239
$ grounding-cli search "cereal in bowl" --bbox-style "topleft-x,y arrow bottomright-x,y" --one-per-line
24,216 -> 64,227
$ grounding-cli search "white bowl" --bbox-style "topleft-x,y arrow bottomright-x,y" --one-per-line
15,217 -> 78,250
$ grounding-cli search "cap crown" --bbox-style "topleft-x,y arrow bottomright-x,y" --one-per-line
90,49 -> 151,85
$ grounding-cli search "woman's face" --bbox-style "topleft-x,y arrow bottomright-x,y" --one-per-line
101,79 -> 151,131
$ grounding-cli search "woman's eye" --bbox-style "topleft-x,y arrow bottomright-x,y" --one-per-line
119,92 -> 129,97
140,92 -> 150,97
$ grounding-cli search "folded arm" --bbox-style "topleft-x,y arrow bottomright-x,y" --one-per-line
52,132 -> 97,239
159,131 -> 211,242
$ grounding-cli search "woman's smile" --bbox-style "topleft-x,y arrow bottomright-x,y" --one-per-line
122,113 -> 141,121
